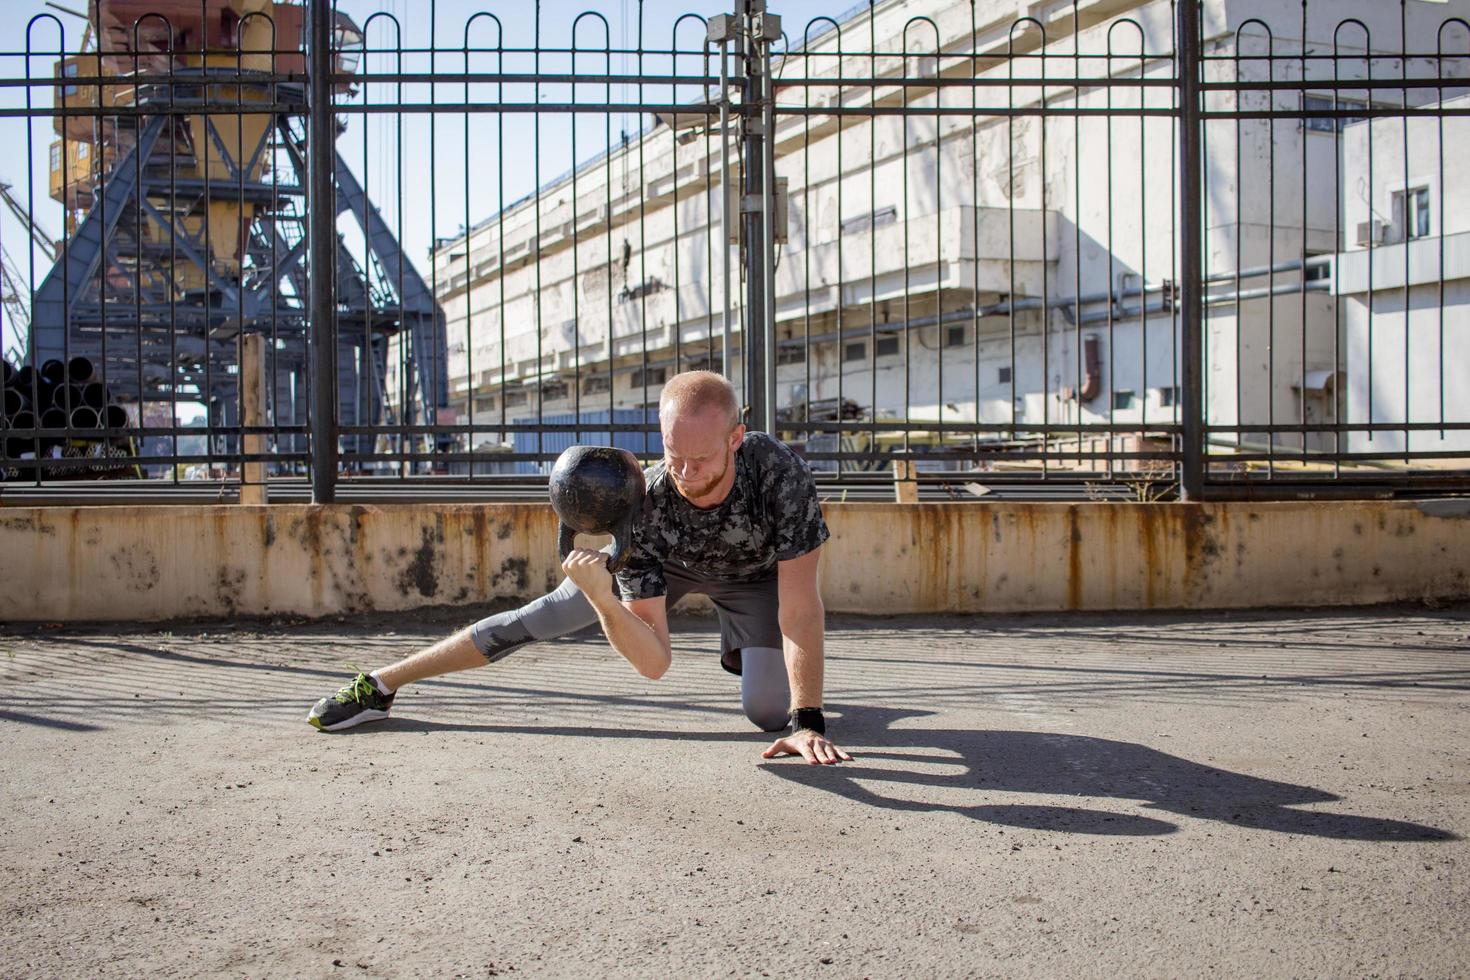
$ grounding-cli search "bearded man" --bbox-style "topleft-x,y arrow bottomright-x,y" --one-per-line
308,370 -> 850,765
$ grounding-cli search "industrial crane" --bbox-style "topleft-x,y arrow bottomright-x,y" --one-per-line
17,0 -> 446,470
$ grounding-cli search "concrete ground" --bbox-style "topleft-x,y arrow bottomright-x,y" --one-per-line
2,604 -> 1468,979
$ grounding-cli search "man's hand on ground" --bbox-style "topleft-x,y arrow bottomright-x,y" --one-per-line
761,729 -> 852,765
562,548 -> 616,605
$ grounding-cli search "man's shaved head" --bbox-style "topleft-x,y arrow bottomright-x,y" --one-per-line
658,371 -> 745,505
659,370 -> 739,432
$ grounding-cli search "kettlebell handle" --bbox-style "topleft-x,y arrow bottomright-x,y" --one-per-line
558,522 -> 631,573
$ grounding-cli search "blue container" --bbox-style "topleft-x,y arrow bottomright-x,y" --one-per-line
512,408 -> 662,474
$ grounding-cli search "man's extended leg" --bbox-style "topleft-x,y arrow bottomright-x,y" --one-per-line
306,577 -> 599,731
379,577 -> 598,689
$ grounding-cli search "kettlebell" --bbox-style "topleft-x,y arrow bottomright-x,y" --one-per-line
548,445 -> 646,572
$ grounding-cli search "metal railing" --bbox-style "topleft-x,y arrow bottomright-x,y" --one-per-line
1,0 -> 1467,503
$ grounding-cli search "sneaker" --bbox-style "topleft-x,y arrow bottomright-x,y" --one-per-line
307,671 -> 395,732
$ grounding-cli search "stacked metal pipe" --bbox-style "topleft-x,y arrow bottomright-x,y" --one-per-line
1,356 -> 135,476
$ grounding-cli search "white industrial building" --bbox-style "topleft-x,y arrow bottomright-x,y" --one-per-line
1334,92 -> 1470,457
410,0 -> 1469,467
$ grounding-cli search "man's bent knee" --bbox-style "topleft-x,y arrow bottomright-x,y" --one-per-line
469,612 -> 534,663
739,646 -> 790,732
469,577 -> 599,663
745,702 -> 790,733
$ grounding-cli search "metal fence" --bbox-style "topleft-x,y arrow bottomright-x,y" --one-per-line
1,0 -> 1468,503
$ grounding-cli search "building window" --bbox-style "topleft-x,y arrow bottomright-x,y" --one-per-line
1158,385 -> 1179,408
776,343 -> 806,365
843,341 -> 866,362
630,366 -> 667,389
997,365 -> 1012,384
1113,389 -> 1135,410
874,334 -> 900,357
502,389 -> 528,408
1393,187 -> 1431,241
582,375 -> 611,395
1302,94 -> 1366,133
50,144 -> 61,170
540,380 -> 570,402
945,324 -> 966,348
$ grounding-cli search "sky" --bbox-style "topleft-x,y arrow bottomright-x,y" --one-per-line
0,0 -> 872,361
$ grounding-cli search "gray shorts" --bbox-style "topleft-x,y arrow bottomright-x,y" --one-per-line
658,563 -> 782,675
467,557 -> 792,731
471,556 -> 782,676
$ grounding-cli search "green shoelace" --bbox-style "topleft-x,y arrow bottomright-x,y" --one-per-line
334,668 -> 378,704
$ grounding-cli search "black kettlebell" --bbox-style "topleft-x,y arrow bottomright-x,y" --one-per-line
549,445 -> 646,573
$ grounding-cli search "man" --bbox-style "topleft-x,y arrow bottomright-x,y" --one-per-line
307,370 -> 851,765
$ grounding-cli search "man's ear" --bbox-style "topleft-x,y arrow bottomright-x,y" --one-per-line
729,423 -> 746,450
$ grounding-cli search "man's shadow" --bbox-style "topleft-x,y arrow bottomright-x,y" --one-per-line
756,704 -> 1457,842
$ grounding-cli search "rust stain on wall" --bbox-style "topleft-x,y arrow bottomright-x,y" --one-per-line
1180,505 -> 1224,604
966,504 -> 986,609
912,504 -> 948,609
397,522 -> 442,598
66,510 -> 81,612
1101,505 -> 1120,608
495,555 -> 530,592
215,565 -> 246,614
1066,507 -> 1083,610
1138,506 -> 1160,609
106,541 -> 160,594
210,511 -> 233,608
302,508 -> 325,610
4,515 -> 56,535
348,507 -> 370,586
473,509 -> 490,600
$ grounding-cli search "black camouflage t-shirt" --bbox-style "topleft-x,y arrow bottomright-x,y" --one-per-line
612,431 -> 830,601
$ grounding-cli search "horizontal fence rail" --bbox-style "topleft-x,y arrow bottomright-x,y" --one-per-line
0,0 -> 1467,503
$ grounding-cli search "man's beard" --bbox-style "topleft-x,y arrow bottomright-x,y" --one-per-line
672,455 -> 729,500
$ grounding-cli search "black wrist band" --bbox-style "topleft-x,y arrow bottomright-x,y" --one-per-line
790,706 -> 826,735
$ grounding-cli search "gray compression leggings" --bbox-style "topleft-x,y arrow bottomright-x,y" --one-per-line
469,577 -> 791,732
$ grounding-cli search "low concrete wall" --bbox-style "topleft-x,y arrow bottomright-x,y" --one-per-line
3,500 -> 1467,622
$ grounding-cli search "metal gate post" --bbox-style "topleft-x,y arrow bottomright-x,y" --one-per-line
307,0 -> 338,502
733,0 -> 780,433
1176,0 -> 1205,500
715,28 -> 734,399
759,13 -> 779,436
739,0 -> 768,432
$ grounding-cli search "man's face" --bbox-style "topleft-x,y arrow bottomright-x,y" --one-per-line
661,405 -> 744,501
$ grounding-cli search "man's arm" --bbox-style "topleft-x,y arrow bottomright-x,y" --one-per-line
562,549 -> 672,680
762,546 -> 851,764
777,547 -> 825,707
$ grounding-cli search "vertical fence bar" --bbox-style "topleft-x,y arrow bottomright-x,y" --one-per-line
742,0 -> 768,431
307,0 -> 338,502
760,17 -> 778,436
1176,0 -> 1204,499
719,36 -> 733,393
